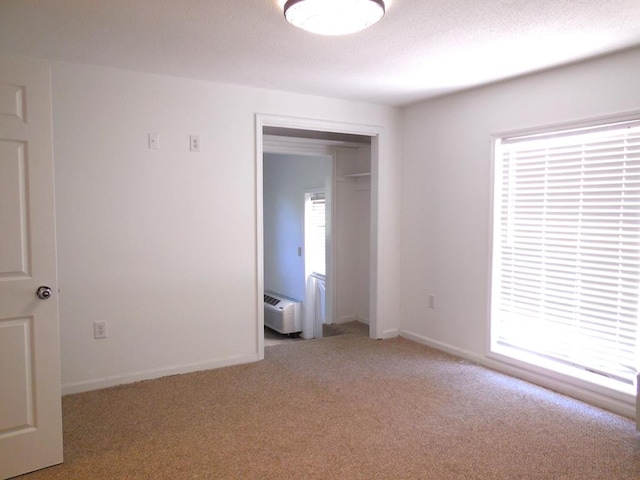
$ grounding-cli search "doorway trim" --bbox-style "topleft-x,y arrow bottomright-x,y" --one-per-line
255,114 -> 383,360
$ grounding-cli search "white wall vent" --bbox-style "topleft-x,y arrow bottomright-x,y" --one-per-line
264,291 -> 302,335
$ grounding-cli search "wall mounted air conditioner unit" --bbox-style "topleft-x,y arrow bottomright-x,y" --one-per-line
264,291 -> 302,335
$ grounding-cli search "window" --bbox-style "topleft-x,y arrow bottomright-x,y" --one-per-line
305,192 -> 326,277
490,118 -> 640,396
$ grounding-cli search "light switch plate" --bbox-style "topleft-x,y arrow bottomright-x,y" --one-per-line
190,135 -> 200,152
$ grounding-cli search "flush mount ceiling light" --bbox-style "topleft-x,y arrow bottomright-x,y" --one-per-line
284,0 -> 385,36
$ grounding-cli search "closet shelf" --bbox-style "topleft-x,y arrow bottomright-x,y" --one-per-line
343,172 -> 371,178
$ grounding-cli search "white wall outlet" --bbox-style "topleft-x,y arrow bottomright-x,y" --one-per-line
94,321 -> 107,339
148,132 -> 159,150
190,135 -> 200,152
428,294 -> 435,309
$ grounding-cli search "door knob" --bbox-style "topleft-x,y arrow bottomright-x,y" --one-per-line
36,286 -> 53,300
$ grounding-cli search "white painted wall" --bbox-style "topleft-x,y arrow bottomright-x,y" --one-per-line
50,61 -> 401,393
263,153 -> 331,302
400,47 -> 640,416
335,147 -> 371,323
354,177 -> 371,322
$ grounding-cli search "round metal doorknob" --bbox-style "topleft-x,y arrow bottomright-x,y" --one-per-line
36,286 -> 53,300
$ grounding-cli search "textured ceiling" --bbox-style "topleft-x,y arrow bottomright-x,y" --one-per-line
0,0 -> 639,106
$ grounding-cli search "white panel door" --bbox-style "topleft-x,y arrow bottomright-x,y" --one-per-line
0,57 -> 63,479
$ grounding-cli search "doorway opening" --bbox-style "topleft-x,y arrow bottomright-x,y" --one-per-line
257,116 -> 380,357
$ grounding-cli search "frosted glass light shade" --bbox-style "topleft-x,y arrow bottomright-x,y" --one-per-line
284,0 -> 385,36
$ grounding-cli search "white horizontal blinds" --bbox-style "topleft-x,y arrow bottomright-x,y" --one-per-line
309,193 -> 326,276
494,120 -> 640,388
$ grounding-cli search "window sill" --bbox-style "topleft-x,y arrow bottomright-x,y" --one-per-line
488,346 -> 636,416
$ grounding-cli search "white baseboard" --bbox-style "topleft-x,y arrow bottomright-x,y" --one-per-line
335,315 -> 370,325
334,315 -> 395,339
400,329 -> 636,420
400,330 -> 485,363
62,353 -> 259,395
377,328 -> 399,339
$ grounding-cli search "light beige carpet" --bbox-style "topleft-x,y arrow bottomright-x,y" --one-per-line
17,322 -> 640,479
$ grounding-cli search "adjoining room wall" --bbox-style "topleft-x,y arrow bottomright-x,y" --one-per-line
50,61 -> 401,393
400,47 -> 640,416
